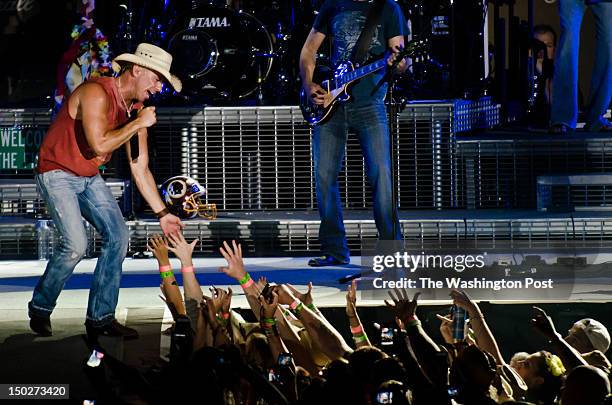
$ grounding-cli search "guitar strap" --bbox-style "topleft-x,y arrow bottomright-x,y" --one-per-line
350,0 -> 386,66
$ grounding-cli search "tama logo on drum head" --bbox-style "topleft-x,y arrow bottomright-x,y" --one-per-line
188,17 -> 230,28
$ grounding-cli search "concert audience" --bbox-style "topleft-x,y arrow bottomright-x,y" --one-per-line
82,234 -> 612,405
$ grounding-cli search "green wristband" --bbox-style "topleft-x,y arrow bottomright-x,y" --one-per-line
160,270 -> 174,279
406,319 -> 421,328
238,273 -> 251,285
306,303 -> 317,311
262,317 -> 276,325
352,334 -> 368,343
293,302 -> 304,316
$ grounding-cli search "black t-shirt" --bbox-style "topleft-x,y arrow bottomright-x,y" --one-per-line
313,0 -> 407,106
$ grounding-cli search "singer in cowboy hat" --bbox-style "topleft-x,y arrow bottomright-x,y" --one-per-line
31,43 -> 183,338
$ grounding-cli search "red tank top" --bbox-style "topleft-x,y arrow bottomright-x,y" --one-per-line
37,77 -> 130,176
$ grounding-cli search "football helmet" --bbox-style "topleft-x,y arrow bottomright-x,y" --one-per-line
160,176 -> 217,220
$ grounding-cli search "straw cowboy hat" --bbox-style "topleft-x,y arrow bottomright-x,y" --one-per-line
112,43 -> 182,92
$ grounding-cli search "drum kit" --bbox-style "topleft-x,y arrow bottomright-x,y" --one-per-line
113,0 -> 445,105
114,0 -> 320,104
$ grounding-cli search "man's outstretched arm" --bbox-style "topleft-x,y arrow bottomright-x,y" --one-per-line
125,127 -> 183,235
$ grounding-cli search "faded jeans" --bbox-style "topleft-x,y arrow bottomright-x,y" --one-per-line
312,102 -> 401,261
29,170 -> 129,326
551,0 -> 612,130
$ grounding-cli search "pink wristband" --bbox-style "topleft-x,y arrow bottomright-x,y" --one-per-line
158,265 -> 171,273
221,312 -> 230,319
351,325 -> 364,335
241,278 -> 254,289
181,266 -> 194,273
290,300 -> 302,311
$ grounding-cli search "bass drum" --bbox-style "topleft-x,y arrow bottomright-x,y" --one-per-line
168,5 -> 274,99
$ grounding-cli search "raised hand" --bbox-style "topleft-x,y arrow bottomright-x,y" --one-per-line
201,295 -> 219,328
259,291 -> 279,320
531,306 -> 558,340
286,282 -> 313,306
384,289 -> 420,327
218,240 -> 246,281
276,284 -> 298,306
450,289 -> 479,315
210,287 -> 233,314
166,231 -> 198,265
346,279 -> 358,318
436,313 -> 454,344
147,234 -> 169,265
255,276 -> 268,293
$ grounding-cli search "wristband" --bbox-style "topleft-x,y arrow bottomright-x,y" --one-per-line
155,207 -> 170,219
405,315 -> 418,323
263,324 -> 280,336
406,318 -> 421,328
262,317 -> 276,325
160,270 -> 174,279
221,312 -> 230,320
158,265 -> 171,273
181,265 -> 194,273
238,273 -> 251,285
351,325 -> 364,335
215,315 -> 228,326
306,303 -> 317,311
241,278 -> 254,289
290,300 -> 302,311
353,334 -> 368,343
293,302 -> 304,316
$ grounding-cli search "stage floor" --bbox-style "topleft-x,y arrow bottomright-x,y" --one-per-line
1,256 -> 611,319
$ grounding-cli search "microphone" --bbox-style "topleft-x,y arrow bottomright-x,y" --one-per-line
128,99 -> 154,162
129,109 -> 139,162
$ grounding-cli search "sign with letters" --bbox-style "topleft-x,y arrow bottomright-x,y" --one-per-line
0,126 -> 45,171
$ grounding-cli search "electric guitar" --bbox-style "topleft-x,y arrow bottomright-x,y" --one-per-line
300,39 -> 428,126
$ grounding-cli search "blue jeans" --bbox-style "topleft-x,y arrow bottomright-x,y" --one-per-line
29,170 -> 129,326
551,0 -> 612,130
312,102 -> 401,261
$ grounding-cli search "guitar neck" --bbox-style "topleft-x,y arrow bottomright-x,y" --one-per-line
339,58 -> 387,86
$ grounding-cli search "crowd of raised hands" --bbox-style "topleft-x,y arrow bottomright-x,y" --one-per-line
136,234 -> 611,405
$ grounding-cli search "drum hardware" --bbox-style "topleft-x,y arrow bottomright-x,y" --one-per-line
168,4 -> 274,99
115,3 -> 136,54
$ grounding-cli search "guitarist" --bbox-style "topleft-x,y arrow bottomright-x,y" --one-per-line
299,0 -> 408,267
